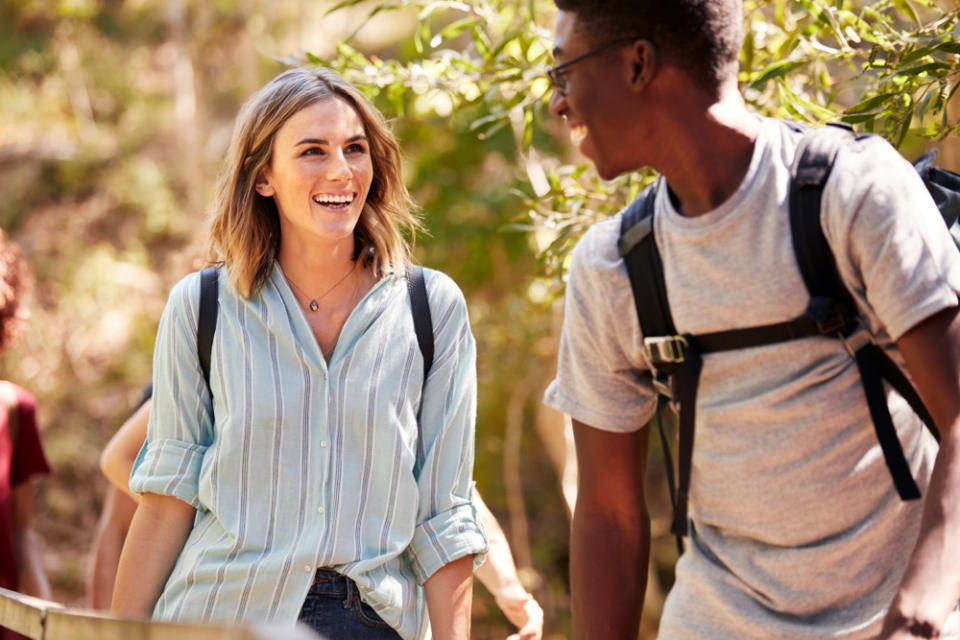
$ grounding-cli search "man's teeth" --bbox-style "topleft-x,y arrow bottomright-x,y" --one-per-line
313,194 -> 354,205
570,125 -> 587,145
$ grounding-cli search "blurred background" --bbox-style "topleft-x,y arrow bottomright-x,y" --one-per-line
1,0 -> 958,638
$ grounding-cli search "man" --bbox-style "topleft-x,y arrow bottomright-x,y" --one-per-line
541,1 -> 960,638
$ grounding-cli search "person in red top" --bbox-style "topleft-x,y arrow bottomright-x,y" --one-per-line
0,230 -> 51,640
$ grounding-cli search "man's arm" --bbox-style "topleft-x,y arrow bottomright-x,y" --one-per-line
424,554 -> 474,640
884,305 -> 960,638
570,419 -> 650,640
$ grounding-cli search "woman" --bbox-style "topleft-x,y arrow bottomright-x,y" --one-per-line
100,395 -> 543,639
111,67 -> 487,640
0,231 -> 51,640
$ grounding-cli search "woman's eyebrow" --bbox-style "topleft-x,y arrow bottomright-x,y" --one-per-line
295,134 -> 367,146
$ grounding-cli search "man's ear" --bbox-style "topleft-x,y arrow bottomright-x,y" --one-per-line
628,39 -> 656,90
255,169 -> 274,197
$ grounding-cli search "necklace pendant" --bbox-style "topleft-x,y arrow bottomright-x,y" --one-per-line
309,299 -> 319,312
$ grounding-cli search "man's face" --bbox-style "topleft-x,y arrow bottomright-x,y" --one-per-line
549,10 -> 642,180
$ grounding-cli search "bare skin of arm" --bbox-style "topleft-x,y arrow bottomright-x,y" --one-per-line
424,554 -> 474,640
88,486 -> 138,609
110,492 -> 195,616
473,493 -> 544,640
100,399 -> 151,501
570,419 -> 650,640
882,305 -> 960,638
10,481 -> 51,600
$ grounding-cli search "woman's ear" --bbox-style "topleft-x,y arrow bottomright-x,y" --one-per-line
255,169 -> 274,197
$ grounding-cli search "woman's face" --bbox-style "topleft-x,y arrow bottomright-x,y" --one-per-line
256,97 -> 374,247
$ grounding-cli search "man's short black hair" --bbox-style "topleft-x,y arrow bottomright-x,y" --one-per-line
554,0 -> 743,90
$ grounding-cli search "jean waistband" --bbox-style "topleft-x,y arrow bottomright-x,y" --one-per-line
310,568 -> 356,597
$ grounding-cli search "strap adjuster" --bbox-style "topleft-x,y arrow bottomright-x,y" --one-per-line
841,326 -> 872,356
644,335 -> 688,366
815,309 -> 849,336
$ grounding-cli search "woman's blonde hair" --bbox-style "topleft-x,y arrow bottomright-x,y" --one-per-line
208,67 -> 421,297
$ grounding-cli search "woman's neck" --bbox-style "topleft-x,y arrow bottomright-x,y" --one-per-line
277,234 -> 357,294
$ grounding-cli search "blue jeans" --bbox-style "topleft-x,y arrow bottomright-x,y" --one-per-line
297,569 -> 402,640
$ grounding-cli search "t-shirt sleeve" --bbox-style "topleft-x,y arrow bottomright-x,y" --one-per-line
823,136 -> 960,342
543,218 -> 657,432
10,388 -> 50,486
129,272 -> 214,508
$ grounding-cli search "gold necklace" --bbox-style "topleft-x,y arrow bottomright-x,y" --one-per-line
285,261 -> 357,312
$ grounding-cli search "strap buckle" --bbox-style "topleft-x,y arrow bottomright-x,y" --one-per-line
841,326 -> 872,357
644,335 -> 688,366
652,374 -> 673,400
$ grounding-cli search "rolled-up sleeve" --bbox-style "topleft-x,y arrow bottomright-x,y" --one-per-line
404,273 -> 487,584
130,272 -> 215,509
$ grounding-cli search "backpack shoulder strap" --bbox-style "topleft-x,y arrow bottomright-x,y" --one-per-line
788,124 -> 858,311
197,266 -> 220,395
619,180 -> 676,338
790,125 -> 939,500
406,264 -> 434,381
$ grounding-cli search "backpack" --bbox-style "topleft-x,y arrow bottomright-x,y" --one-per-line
195,265 -> 435,459
618,123 -> 960,553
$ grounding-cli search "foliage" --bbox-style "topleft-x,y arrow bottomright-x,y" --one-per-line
0,0 -> 958,638
320,0 -> 960,286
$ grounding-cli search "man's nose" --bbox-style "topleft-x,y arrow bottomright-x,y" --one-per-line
548,89 -> 566,118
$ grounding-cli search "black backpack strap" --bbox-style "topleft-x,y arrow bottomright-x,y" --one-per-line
406,265 -> 434,380
619,182 -> 693,552
197,266 -> 219,396
406,264 -> 434,476
789,126 -> 937,500
619,181 -> 677,337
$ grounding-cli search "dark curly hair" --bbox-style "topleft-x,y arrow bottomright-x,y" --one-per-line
553,0 -> 743,90
0,231 -> 29,355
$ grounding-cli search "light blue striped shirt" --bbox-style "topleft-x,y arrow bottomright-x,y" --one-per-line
131,263 -> 487,640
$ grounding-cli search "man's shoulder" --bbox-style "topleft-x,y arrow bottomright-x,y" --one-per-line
569,213 -> 627,277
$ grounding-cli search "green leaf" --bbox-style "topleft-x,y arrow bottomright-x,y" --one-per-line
890,0 -> 921,26
894,107 -> 914,148
894,62 -> 951,77
324,0 -> 368,16
840,111 -> 881,125
778,80 -> 836,121
844,92 -> 899,114
439,17 -> 478,41
748,60 -> 805,90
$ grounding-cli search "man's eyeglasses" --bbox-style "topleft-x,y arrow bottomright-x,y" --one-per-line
545,36 -> 639,96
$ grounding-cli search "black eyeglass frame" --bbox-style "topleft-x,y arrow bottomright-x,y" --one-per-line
546,36 -> 640,96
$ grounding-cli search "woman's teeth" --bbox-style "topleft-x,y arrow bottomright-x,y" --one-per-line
313,194 -> 354,207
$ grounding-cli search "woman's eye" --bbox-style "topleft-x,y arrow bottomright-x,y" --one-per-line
301,147 -> 324,156
346,143 -> 367,154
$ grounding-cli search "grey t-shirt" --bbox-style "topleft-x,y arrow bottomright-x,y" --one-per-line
544,117 -> 960,638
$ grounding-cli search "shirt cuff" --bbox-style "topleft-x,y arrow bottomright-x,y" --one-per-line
406,501 -> 488,584
129,438 -> 207,509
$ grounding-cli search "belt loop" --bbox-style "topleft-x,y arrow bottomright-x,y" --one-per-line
343,572 -> 355,608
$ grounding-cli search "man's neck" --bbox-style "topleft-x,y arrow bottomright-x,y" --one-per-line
653,83 -> 760,218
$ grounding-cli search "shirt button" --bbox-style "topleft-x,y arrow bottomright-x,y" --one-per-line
320,440 -> 328,448
304,565 -> 312,573
318,506 -> 325,515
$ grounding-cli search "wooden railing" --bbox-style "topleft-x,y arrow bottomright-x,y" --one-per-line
0,587 -> 322,640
